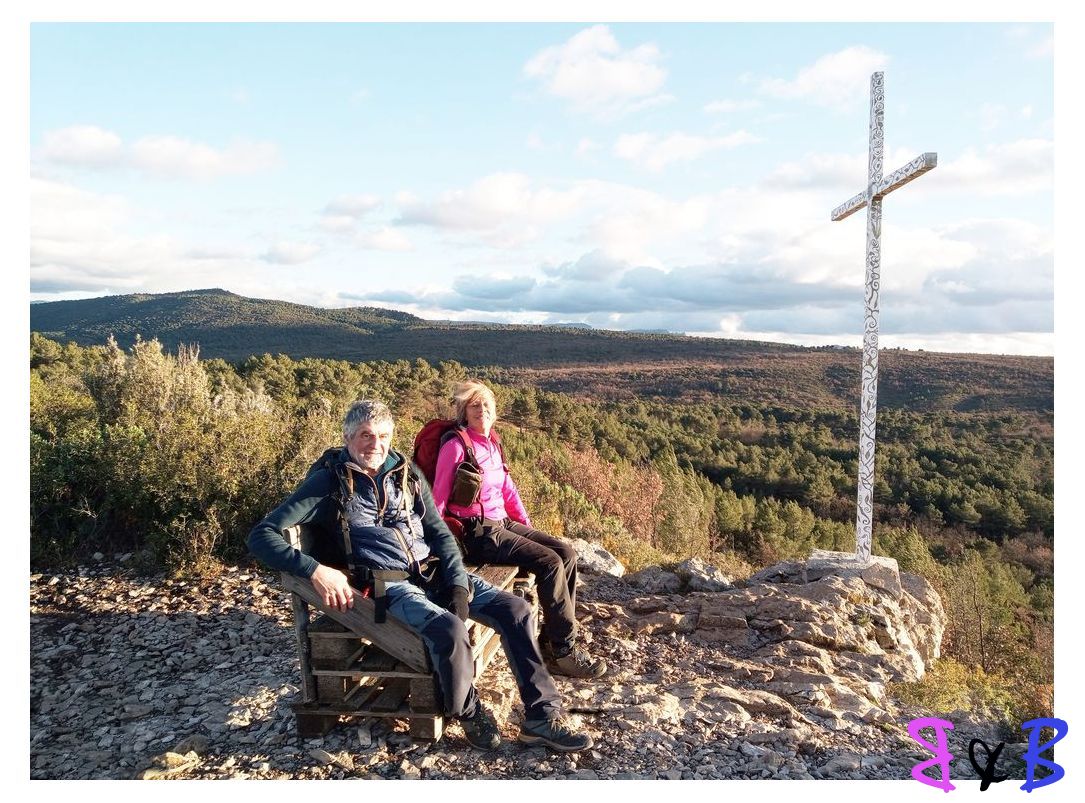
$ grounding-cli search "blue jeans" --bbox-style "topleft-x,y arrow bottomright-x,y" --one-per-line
383,573 -> 561,721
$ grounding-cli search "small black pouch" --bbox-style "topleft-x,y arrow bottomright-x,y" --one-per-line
449,461 -> 483,507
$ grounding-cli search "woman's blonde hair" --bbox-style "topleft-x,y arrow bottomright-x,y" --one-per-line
452,380 -> 497,426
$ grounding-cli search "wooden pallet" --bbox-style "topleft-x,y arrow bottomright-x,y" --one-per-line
282,524 -> 537,741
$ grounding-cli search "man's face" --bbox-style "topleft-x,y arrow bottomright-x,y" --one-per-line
345,419 -> 394,476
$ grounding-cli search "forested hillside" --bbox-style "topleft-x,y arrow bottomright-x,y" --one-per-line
31,289 -> 1052,414
30,333 -> 1053,723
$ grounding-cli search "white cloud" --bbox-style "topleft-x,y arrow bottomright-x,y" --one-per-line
523,25 -> 671,118
613,130 -> 759,172
30,177 -> 269,297
759,46 -> 890,110
323,194 -> 381,217
397,172 -> 586,246
526,132 -> 544,150
703,99 -> 761,114
31,177 -> 128,242
1020,105 -> 1033,119
41,125 -> 124,167
37,125 -> 279,180
358,227 -> 413,252
130,136 -> 279,180
318,215 -> 359,234
933,139 -> 1052,196
261,241 -> 321,265
764,151 -> 866,191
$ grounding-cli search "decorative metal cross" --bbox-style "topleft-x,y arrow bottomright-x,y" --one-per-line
831,72 -> 937,564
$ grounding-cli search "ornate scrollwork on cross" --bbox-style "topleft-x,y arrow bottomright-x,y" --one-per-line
830,72 -> 937,565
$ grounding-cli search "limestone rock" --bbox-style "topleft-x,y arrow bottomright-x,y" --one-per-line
672,558 -> 733,592
570,538 -> 626,577
805,550 -> 903,600
626,566 -> 682,594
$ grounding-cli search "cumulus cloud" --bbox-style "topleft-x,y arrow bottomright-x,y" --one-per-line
323,194 -> 382,217
37,125 -> 279,180
130,136 -> 278,179
41,125 -> 123,166
396,172 -> 585,246
319,215 -> 359,234
319,194 -> 382,234
30,177 -> 266,298
523,25 -> 672,118
353,202 -> 1050,350
357,227 -> 413,252
933,139 -> 1052,196
614,130 -> 760,172
31,177 -> 129,243
261,241 -> 320,265
759,46 -> 889,110
540,250 -> 627,281
451,275 -> 537,301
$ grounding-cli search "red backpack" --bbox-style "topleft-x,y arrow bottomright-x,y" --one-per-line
411,419 -> 505,538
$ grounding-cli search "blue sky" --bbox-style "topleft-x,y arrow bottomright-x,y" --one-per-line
28,21 -> 1055,354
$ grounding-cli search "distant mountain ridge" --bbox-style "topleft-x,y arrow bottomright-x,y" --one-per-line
29,288 -> 794,363
30,288 -> 1053,414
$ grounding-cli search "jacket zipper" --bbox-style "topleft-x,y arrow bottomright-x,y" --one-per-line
358,465 -> 419,576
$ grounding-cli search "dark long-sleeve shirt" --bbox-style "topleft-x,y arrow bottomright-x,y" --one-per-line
247,448 -> 469,591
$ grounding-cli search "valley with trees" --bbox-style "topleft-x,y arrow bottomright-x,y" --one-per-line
29,316 -> 1054,730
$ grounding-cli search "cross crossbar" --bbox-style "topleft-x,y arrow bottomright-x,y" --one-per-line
831,152 -> 938,222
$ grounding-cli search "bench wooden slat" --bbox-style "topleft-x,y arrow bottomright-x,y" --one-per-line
280,572 -> 430,671
369,678 -> 411,712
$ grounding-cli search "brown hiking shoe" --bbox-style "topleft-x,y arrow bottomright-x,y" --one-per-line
519,715 -> 593,752
546,647 -> 607,679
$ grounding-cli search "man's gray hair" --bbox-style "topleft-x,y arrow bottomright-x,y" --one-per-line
343,399 -> 395,440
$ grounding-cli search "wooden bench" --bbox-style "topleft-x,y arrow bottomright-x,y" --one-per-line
281,524 -> 537,741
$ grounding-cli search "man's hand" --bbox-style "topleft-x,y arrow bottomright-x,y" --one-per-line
448,586 -> 471,622
310,564 -> 354,612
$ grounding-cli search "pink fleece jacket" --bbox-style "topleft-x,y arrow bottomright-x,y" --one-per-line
431,427 -> 531,526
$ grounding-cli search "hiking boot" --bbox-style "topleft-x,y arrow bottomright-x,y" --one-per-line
519,716 -> 593,752
546,646 -> 607,679
460,704 -> 502,750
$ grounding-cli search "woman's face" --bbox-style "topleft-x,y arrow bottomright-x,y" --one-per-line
465,395 -> 496,435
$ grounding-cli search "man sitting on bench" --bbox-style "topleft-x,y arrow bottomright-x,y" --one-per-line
248,399 -> 592,752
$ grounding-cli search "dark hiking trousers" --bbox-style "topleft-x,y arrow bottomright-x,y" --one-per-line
462,519 -> 579,654
383,573 -> 561,722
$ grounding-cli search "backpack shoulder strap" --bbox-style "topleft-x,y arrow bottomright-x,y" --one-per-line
440,426 -> 479,468
326,458 -> 357,577
455,427 -> 479,467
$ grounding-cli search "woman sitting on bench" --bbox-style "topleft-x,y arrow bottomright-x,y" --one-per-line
432,380 -> 607,679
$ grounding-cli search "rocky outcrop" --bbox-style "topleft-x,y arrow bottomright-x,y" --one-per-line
582,554 -> 947,735
570,539 -> 625,577
30,552 -> 977,781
